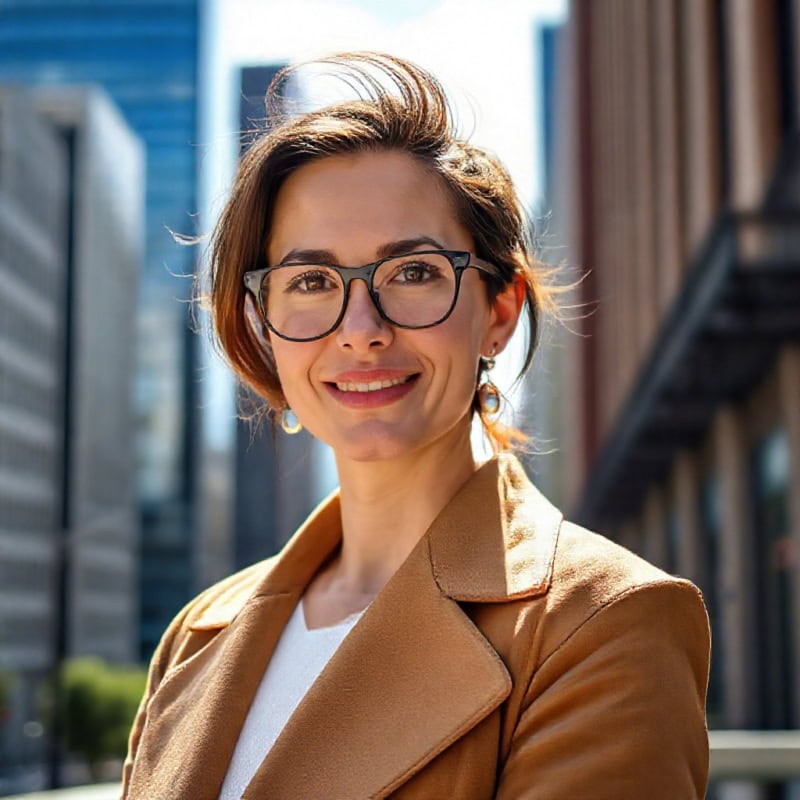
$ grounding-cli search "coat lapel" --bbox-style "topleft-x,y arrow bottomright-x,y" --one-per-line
243,532 -> 512,800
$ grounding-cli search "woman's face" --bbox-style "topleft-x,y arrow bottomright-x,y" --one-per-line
266,149 -> 519,463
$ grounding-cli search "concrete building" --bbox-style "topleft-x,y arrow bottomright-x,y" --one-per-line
33,86 -> 142,663
549,1 -> 800,797
0,86 -> 142,793
0,88 -> 68,795
0,0 -> 210,661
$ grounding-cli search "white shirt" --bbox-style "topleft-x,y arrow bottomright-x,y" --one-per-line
218,599 -> 365,800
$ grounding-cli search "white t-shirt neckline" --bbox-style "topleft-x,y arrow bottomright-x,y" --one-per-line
300,597 -> 369,632
217,597 -> 367,800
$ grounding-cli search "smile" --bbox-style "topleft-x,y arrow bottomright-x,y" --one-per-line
325,373 -> 420,409
335,376 -> 411,393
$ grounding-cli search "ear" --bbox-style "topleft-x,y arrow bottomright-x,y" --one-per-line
483,275 -> 526,355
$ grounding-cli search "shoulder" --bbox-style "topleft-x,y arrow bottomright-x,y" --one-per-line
495,520 -> 711,798
551,518 -> 692,601
185,556 -> 280,630
493,451 -> 706,628
537,518 -> 709,669
460,454 -> 708,680
458,454 -> 708,653
151,555 -> 280,676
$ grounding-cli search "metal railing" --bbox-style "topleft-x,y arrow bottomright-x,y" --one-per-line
709,730 -> 800,781
3,731 -> 799,798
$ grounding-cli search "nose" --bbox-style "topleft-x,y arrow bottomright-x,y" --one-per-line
335,279 -> 393,352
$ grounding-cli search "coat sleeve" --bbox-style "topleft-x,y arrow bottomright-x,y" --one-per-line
119,559 -> 271,798
495,580 -> 711,800
120,598 -> 200,799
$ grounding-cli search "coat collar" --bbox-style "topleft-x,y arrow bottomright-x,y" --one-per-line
427,451 -> 562,602
133,454 -> 562,800
190,453 -> 562,632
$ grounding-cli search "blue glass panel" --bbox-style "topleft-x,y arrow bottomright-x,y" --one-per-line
0,41 -> 196,66
1,0 -> 196,9
750,427 -> 793,729
123,105 -> 196,131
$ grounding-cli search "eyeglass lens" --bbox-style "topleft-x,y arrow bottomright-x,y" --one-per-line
261,252 -> 458,339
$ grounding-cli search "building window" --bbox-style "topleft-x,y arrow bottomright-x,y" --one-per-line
700,475 -> 724,727
750,427 -> 794,729
665,505 -> 679,575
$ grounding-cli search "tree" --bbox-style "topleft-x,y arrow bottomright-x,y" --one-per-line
61,658 -> 146,778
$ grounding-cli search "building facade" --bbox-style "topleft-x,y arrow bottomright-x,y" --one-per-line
0,0 -> 208,661
0,86 -> 142,793
0,89 -> 68,795
550,1 -> 800,797
33,86 -> 142,664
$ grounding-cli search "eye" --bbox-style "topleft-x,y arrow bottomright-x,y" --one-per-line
284,267 -> 338,294
390,258 -> 444,285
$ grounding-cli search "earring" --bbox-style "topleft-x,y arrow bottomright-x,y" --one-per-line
479,346 -> 501,415
280,407 -> 302,435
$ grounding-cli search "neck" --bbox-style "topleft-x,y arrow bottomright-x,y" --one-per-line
331,423 -> 479,595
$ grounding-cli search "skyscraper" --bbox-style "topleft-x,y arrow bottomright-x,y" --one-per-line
0,84 -> 142,793
0,0 -> 207,660
0,88 -> 68,794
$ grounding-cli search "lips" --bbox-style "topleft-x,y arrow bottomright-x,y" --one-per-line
324,370 -> 420,408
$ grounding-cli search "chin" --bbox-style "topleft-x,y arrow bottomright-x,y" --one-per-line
332,424 -> 425,464
327,413 -> 473,466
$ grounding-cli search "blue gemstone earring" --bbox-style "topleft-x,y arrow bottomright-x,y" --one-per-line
479,346 -> 501,415
280,407 -> 302,435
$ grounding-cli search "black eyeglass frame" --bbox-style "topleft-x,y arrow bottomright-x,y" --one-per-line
243,249 -> 498,342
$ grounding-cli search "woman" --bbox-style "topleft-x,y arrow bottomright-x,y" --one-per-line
123,53 -> 710,799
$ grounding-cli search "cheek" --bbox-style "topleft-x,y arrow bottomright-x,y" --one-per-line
424,315 -> 485,394
270,342 -> 316,407
440,294 -> 491,358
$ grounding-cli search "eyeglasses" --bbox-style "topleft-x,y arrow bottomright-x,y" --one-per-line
243,249 -> 497,342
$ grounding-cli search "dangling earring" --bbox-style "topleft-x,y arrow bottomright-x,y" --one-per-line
479,346 -> 501,415
280,407 -> 302,434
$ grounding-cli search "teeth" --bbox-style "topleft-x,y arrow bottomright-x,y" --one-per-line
335,376 -> 410,393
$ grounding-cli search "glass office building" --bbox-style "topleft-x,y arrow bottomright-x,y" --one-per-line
0,0 -> 205,660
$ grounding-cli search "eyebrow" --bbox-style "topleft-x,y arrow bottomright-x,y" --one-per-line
277,236 -> 448,266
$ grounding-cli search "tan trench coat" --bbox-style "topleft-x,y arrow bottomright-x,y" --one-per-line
122,455 -> 710,799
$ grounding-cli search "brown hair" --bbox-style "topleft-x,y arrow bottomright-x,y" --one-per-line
208,52 -> 558,451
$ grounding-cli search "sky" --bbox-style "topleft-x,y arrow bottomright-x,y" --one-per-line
199,0 -> 568,455
209,0 -> 567,210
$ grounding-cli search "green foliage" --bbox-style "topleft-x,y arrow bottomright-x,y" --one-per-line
61,657 -> 146,770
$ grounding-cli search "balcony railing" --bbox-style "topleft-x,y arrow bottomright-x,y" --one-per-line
3,732 -> 799,798
709,729 -> 800,781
